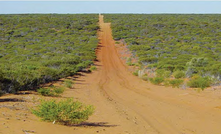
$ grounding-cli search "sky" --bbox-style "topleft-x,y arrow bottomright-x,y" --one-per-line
0,1 -> 221,14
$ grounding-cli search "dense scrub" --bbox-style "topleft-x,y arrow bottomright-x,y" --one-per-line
0,14 -> 99,93
105,14 -> 221,87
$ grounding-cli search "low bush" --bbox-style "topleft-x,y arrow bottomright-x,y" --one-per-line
133,70 -> 138,76
64,79 -> 73,88
187,76 -> 211,90
37,88 -> 51,96
32,98 -> 94,125
156,69 -> 171,78
89,66 -> 97,72
53,87 -> 65,95
141,74 -> 149,81
149,77 -> 164,85
126,57 -> 134,66
115,41 -> 120,44
173,71 -> 185,79
37,86 -> 64,97
169,79 -> 184,88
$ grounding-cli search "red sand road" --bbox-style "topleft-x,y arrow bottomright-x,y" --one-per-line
1,15 -> 221,134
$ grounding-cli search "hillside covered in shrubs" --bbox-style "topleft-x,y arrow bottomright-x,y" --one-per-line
0,14 -> 99,93
105,14 -> 221,89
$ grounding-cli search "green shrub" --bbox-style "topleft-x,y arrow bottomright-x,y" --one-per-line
149,77 -> 164,85
141,74 -> 149,81
169,79 -> 184,88
126,57 -> 134,66
115,41 -> 120,44
133,70 -> 138,76
37,87 -> 64,97
187,76 -> 211,90
89,66 -> 97,72
163,80 -> 170,87
37,88 -> 51,96
173,71 -> 185,79
32,98 -> 94,125
64,79 -> 73,88
53,87 -> 65,94
156,69 -> 171,78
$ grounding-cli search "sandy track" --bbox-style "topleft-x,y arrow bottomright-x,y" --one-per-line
64,15 -> 221,134
68,15 -> 221,134
1,15 -> 221,134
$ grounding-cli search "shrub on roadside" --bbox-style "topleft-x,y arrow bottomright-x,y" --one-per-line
53,87 -> 65,95
37,87 -> 64,97
133,70 -> 139,76
64,79 -> 73,88
126,57 -> 134,66
89,66 -> 97,72
141,74 -> 149,81
37,88 -> 51,96
32,98 -> 94,125
156,69 -> 171,78
149,77 -> 164,85
187,76 -> 211,90
169,79 -> 184,88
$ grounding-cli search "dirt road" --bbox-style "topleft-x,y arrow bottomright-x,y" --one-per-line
1,15 -> 221,134
67,15 -> 221,134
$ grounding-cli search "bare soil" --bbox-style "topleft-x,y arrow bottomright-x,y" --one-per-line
1,15 -> 221,134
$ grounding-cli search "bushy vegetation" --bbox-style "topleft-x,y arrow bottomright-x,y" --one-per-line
105,14 -> 221,88
32,98 -> 94,125
149,77 -> 164,85
89,65 -> 97,72
64,79 -> 73,88
37,86 -> 64,97
187,75 -> 211,90
156,69 -> 171,78
133,70 -> 139,76
173,70 -> 185,79
0,14 -> 99,93
168,79 -> 184,88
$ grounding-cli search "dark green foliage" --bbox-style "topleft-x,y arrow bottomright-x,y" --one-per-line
169,79 -> 184,88
187,76 -> 211,90
105,14 -> 221,81
0,89 -> 3,96
149,77 -> 164,85
173,71 -> 185,79
0,14 -> 99,93
32,98 -> 94,125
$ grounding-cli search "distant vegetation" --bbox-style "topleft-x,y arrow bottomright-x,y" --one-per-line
0,14 -> 99,93
105,14 -> 221,89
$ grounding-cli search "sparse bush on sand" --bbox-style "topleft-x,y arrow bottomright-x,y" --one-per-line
32,98 -> 94,125
37,86 -> 64,97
